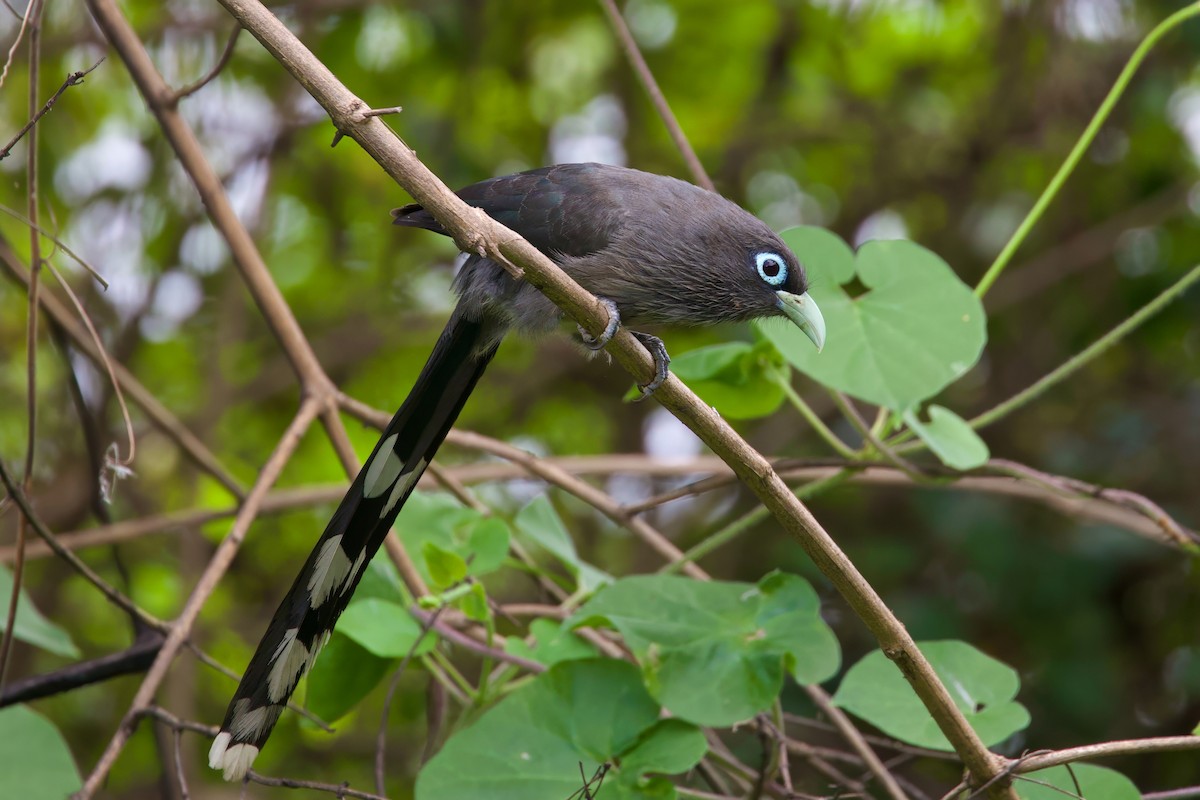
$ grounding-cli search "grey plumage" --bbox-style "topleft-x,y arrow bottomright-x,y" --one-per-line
399,163 -> 813,334
210,163 -> 824,781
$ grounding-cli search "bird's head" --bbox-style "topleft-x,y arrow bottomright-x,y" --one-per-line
743,242 -> 825,353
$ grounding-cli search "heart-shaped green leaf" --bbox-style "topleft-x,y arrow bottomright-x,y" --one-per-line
832,639 -> 1029,750
567,572 -> 840,727
417,659 -> 684,800
1016,764 -> 1140,800
757,227 -> 986,410
0,565 -> 79,658
505,618 -> 598,667
514,496 -> 611,593
904,405 -> 990,469
0,706 -> 81,799
669,340 -> 788,419
398,492 -> 510,586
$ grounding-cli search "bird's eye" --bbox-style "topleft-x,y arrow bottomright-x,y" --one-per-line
755,251 -> 787,287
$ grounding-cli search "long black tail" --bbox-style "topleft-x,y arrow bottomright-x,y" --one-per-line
210,307 -> 499,780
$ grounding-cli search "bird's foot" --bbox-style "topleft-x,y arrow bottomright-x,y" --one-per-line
578,297 -> 621,351
632,331 -> 671,401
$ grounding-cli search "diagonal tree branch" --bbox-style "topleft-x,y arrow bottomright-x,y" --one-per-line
76,398 -> 322,798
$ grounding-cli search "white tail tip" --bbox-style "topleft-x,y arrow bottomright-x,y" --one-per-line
208,732 -> 259,781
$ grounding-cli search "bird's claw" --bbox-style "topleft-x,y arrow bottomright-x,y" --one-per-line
632,332 -> 671,401
579,297 -> 620,351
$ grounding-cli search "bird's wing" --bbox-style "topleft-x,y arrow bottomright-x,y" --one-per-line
391,163 -> 623,258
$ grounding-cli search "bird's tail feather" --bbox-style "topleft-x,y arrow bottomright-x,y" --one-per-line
210,307 -> 499,781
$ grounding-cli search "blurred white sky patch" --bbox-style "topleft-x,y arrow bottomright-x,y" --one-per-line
809,0 -> 941,23
550,94 -> 627,166
963,194 -> 1029,259
68,199 -> 149,319
747,170 -> 833,229
356,6 -> 431,71
854,208 -> 909,246
143,269 -> 204,341
1114,226 -> 1161,278
625,0 -> 677,50
180,78 -> 279,176
53,128 -> 151,202
227,157 -> 269,228
1055,0 -> 1135,42
643,407 -> 703,461
180,223 -> 228,276
1168,86 -> 1200,165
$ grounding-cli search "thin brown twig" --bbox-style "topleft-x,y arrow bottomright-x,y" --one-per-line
0,0 -> 47,698
0,204 -> 109,287
248,771 -> 389,800
597,0 -> 713,191
805,684 -> 910,800
43,260 -> 138,476
0,244 -> 241,496
7,452 -> 1187,566
784,737 -> 869,794
412,607 -> 546,674
0,58 -> 104,160
170,24 -> 239,101
0,458 -> 165,631
142,707 -> 382,800
1012,735 -> 1200,772
375,604 -> 444,795
0,0 -> 34,90
1143,788 -> 1200,800
76,398 -> 322,798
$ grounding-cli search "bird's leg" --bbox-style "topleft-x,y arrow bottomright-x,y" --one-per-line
578,297 -> 621,350
574,299 -> 669,398
631,331 -> 670,400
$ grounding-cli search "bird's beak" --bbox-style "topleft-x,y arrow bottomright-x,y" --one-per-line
775,291 -> 826,352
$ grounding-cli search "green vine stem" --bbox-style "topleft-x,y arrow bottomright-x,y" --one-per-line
967,262 -> 1200,432
659,469 -> 857,574
974,2 -> 1200,298
890,261 -> 1200,454
776,375 -> 861,460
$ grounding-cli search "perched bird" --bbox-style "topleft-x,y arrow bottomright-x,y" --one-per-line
208,162 -> 826,780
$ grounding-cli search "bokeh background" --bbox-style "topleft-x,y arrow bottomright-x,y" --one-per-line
1,0 -> 1199,796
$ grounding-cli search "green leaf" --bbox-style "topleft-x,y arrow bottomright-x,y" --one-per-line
354,557 -> 407,603
459,582 -> 490,622
903,405 -> 990,469
0,565 -> 80,658
305,633 -> 393,723
1016,764 -> 1140,800
617,719 -> 707,783
670,340 -> 788,419
757,227 -> 986,409
417,659 -> 667,800
505,618 -> 598,667
423,541 -> 469,588
832,640 -> 1030,750
398,491 -> 509,585
568,572 -> 840,726
514,496 -> 611,593
336,597 -> 436,658
0,705 -> 81,799
467,517 -> 512,575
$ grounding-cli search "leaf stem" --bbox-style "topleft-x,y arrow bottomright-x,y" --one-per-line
777,378 -> 860,460
974,2 -> 1200,298
968,262 -> 1200,432
659,469 -> 857,574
